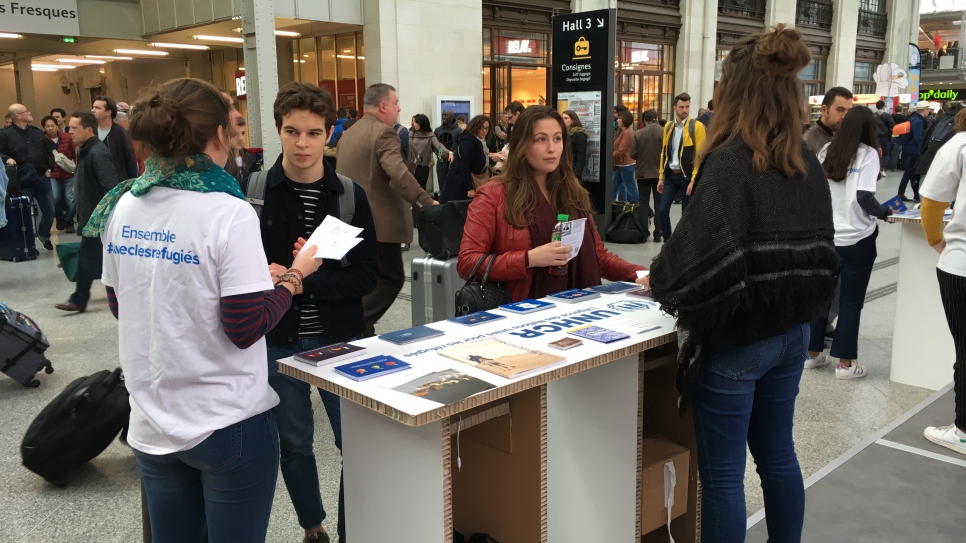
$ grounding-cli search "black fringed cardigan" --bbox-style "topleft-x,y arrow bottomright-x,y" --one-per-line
650,139 -> 839,407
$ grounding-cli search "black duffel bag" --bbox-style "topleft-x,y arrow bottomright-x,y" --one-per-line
455,253 -> 512,316
416,199 -> 471,259
21,368 -> 131,486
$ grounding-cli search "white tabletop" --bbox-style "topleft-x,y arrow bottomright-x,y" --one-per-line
278,293 -> 678,426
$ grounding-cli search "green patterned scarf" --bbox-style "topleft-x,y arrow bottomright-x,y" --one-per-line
83,154 -> 244,237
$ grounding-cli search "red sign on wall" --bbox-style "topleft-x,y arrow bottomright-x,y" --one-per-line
494,37 -> 542,58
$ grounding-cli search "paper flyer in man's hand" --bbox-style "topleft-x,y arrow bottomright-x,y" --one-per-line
560,218 -> 587,260
298,215 -> 364,260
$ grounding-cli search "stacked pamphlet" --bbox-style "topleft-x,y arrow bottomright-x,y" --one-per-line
438,338 -> 565,379
294,342 -> 366,366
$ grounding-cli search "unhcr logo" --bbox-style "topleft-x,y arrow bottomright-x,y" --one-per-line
607,300 -> 658,312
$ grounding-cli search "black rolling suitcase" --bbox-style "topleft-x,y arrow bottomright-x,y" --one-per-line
21,368 -> 130,486
0,195 -> 39,262
0,302 -> 53,387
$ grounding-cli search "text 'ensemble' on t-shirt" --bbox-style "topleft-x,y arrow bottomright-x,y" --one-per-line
818,142 -> 880,247
920,131 -> 966,277
285,177 -> 325,339
101,187 -> 277,456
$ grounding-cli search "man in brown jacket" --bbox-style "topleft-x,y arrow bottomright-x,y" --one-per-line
630,109 -> 664,242
336,83 -> 437,336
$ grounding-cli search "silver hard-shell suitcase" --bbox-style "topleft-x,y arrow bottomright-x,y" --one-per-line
411,256 -> 462,326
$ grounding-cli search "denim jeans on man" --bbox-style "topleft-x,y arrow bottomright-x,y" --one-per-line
50,176 -> 75,223
134,410 -> 279,543
809,228 -> 878,359
69,235 -> 103,309
268,337 -> 345,538
18,176 -> 55,241
658,171 -> 690,240
611,164 -> 639,203
692,324 -> 809,543
898,153 -> 920,200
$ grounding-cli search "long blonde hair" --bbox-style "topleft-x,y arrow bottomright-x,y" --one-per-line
498,106 -> 594,228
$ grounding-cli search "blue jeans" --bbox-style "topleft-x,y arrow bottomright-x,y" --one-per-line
659,172 -> 690,240
267,338 -> 345,538
611,164 -> 639,203
50,176 -> 74,223
134,410 -> 280,543
18,176 -> 54,241
692,324 -> 809,543
808,229 -> 877,359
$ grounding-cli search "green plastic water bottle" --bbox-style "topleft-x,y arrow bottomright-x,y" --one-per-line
550,214 -> 569,276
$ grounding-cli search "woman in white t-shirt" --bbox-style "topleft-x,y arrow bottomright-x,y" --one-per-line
918,108 -> 966,456
84,78 -> 323,542
807,106 -> 893,380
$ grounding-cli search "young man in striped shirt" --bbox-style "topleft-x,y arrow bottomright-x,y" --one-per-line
259,82 -> 379,543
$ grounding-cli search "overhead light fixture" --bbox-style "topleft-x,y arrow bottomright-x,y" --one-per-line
336,55 -> 364,59
150,42 -> 209,50
194,35 -> 243,44
33,63 -> 74,69
275,30 -> 300,37
0,32 -> 22,39
32,66 -> 58,72
232,27 -> 243,33
115,49 -> 169,56
86,55 -> 133,60
57,58 -> 105,64
294,59 -> 305,63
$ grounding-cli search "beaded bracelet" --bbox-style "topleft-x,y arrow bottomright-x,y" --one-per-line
287,268 -> 304,282
275,272 -> 302,292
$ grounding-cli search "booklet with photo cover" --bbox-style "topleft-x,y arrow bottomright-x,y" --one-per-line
437,338 -> 566,379
392,370 -> 496,405
334,355 -> 411,382
294,342 -> 367,366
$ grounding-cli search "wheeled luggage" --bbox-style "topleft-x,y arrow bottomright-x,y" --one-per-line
0,302 -> 52,387
411,256 -> 462,325
0,195 -> 39,262
21,368 -> 130,486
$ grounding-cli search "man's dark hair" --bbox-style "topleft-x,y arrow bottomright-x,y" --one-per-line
875,100 -> 886,110
707,100 -> 713,110
273,81 -> 336,132
614,104 -> 629,113
71,110 -> 98,131
506,101 -> 525,115
40,115 -> 57,128
3,112 -> 10,120
456,114 -> 467,123
336,108 -> 347,117
93,96 -> 118,119
642,109 -> 659,123
235,115 -> 246,127
673,93 -> 691,105
50,107 -> 67,118
348,109 -> 357,118
821,87 -> 853,108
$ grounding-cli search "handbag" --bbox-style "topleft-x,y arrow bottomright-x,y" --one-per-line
55,242 -> 81,282
455,254 -> 512,316
458,144 -> 490,190
53,150 -> 76,174
416,200 -> 471,259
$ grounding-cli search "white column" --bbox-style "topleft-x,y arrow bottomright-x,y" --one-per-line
571,0 -> 617,11
883,0 -> 921,73
13,58 -> 36,117
675,0 -> 716,109
240,0 -> 281,164
765,0 -> 797,28
363,0 -> 483,128
827,0 -> 860,89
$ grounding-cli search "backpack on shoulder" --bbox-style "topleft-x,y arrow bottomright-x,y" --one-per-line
606,204 -> 649,244
245,170 -> 355,224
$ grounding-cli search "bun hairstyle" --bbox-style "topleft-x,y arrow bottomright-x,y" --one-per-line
699,24 -> 812,178
129,78 -> 231,164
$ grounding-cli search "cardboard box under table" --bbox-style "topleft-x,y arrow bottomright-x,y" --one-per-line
278,296 -> 700,542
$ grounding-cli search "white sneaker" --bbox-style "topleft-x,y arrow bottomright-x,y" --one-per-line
804,353 -> 830,369
923,424 -> 966,456
835,361 -> 867,380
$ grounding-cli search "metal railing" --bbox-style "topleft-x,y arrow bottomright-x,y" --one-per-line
796,0 -> 833,29
857,9 -> 888,37
718,0 -> 766,19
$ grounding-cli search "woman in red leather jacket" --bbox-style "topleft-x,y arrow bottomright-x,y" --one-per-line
459,106 -> 648,302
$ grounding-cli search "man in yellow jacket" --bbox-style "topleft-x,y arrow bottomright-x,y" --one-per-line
657,92 -> 706,240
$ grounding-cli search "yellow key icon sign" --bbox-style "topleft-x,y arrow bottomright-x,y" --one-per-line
574,37 -> 589,57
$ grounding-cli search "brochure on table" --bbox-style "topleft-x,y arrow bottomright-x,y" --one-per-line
277,294 -> 676,420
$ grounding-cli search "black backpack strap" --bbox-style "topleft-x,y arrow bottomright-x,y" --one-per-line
245,170 -> 269,218
336,173 -> 355,224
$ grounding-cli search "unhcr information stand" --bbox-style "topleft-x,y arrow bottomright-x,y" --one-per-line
279,294 -> 700,542
551,8 -> 617,231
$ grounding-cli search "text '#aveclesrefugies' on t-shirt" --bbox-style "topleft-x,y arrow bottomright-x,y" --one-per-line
108,225 -> 199,265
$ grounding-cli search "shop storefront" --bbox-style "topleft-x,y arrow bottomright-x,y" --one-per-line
294,31 -> 366,111
616,40 -> 676,122
483,27 -> 551,120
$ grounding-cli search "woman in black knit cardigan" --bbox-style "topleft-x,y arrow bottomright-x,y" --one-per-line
647,25 -> 838,543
